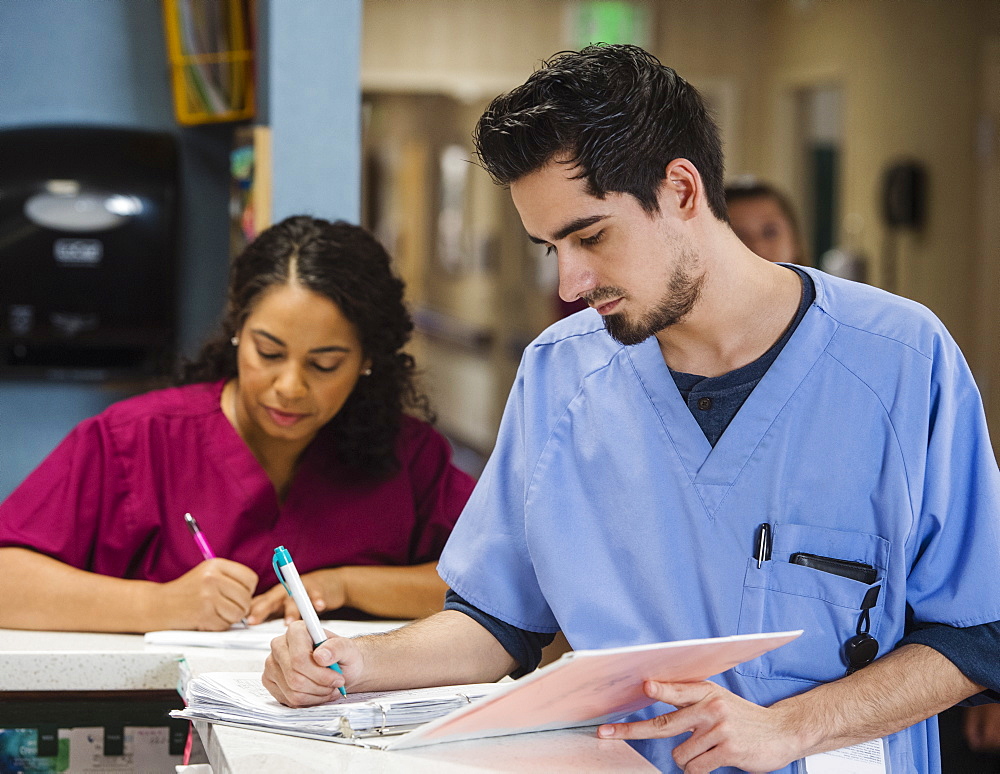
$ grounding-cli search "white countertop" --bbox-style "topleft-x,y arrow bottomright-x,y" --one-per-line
0,627 -> 657,772
0,627 -> 266,691
196,721 -> 657,773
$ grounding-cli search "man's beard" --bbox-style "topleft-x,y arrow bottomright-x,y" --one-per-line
600,247 -> 703,346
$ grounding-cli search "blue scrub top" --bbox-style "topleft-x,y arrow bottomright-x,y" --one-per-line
439,268 -> 1000,773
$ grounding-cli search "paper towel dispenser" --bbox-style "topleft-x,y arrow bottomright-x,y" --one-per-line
0,126 -> 180,380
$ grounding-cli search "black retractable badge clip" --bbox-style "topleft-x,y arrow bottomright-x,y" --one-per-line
844,585 -> 881,675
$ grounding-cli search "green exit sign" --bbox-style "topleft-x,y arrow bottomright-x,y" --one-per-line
568,1 -> 651,49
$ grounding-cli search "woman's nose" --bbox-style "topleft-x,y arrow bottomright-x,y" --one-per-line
274,363 -> 308,400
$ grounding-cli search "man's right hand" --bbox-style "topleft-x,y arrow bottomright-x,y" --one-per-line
263,619 -> 360,706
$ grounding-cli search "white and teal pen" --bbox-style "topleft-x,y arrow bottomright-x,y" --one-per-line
272,545 -> 347,697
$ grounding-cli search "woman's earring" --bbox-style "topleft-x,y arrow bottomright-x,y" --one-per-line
362,368 -> 372,376
231,336 -> 239,347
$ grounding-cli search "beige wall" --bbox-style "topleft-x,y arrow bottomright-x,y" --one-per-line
742,0 -> 995,351
363,0 -> 764,165
362,0 -> 1000,452
975,34 -> 1000,448
363,0 -> 566,100
740,0 -> 999,450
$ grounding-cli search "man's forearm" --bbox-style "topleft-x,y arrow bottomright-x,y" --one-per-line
773,643 -> 984,757
352,609 -> 517,692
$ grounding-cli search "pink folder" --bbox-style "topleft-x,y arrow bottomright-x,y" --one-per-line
386,629 -> 802,750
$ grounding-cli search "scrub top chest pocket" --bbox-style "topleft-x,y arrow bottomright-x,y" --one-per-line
736,523 -> 889,684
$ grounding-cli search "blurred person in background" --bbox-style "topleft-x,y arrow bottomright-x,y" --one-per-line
726,179 -> 807,265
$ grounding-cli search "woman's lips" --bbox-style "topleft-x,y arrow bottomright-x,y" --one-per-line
266,407 -> 308,427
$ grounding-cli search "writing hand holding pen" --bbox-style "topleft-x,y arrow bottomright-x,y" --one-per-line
167,513 -> 256,630
273,546 -> 347,696
263,618 -> 363,706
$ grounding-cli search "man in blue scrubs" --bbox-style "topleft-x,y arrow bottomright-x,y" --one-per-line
263,45 -> 1000,773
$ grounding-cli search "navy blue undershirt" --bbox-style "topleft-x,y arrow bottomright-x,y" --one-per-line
446,266 -> 999,697
671,265 -> 813,445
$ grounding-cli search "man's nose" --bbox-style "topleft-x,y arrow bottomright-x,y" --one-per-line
556,247 -> 597,303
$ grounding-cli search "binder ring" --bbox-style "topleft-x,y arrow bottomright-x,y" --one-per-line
372,701 -> 389,734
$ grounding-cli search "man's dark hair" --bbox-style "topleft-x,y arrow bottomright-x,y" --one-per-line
177,216 -> 432,478
473,44 -> 728,220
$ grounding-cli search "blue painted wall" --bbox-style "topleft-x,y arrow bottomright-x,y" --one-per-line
260,0 -> 362,222
0,0 -> 363,499
0,0 -> 232,498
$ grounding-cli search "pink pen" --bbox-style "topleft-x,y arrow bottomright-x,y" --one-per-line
184,512 -> 216,560
184,512 -> 249,626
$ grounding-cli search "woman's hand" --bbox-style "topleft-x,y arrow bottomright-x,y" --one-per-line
248,567 -> 346,624
965,704 -> 1000,752
154,559 -> 258,631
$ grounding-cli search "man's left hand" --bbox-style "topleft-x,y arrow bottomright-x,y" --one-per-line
597,680 -> 802,773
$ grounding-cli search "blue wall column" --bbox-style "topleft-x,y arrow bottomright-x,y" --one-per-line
257,0 -> 362,223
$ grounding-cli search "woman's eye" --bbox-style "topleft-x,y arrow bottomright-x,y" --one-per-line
257,350 -> 282,360
311,361 -> 339,373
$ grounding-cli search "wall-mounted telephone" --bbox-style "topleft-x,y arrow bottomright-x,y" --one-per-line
882,162 -> 926,228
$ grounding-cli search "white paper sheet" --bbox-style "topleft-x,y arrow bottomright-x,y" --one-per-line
144,618 -> 406,650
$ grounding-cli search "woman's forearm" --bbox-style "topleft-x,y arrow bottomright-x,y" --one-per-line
336,561 -> 448,619
0,547 -> 154,632
0,546 -> 258,633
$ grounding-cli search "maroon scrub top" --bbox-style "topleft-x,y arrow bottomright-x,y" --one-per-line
0,380 -> 475,592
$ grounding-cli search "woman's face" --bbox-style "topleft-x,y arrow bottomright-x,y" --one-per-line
232,281 -> 370,454
728,195 -> 800,264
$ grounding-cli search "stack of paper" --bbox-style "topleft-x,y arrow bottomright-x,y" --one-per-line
174,673 -> 501,738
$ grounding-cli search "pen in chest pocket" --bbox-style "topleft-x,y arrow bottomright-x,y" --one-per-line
754,523 -> 772,569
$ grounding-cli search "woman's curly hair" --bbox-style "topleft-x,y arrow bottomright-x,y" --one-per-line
177,216 -> 432,479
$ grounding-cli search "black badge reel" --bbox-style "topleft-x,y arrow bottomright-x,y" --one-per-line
844,585 -> 881,675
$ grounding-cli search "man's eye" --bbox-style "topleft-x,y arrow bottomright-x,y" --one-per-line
580,231 -> 604,246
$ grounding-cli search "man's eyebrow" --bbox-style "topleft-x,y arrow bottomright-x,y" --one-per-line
527,215 -> 608,244
250,329 -> 350,354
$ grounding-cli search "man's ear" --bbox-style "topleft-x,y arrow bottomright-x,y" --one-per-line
659,159 -> 702,220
